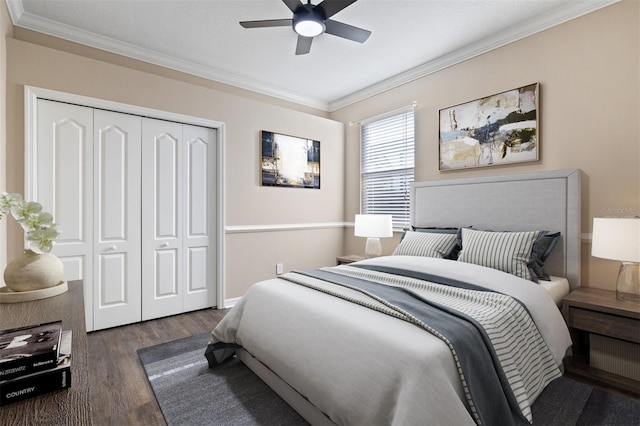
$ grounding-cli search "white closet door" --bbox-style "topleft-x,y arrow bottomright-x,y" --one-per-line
93,110 -> 142,330
182,124 -> 217,311
141,118 -> 183,320
36,99 -> 94,330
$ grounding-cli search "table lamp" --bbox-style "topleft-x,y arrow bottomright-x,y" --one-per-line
354,214 -> 393,258
591,217 -> 640,302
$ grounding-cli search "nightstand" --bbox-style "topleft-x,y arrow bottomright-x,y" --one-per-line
562,287 -> 640,397
336,255 -> 365,265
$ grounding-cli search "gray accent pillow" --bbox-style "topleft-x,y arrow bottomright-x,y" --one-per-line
530,232 -> 561,281
412,226 -> 459,234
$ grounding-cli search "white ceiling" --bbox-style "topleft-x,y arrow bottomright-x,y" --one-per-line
7,0 -> 618,111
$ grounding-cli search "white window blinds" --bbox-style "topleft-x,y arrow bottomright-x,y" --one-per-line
361,107 -> 415,228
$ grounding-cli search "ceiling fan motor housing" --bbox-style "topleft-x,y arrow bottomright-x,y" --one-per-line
293,8 -> 326,37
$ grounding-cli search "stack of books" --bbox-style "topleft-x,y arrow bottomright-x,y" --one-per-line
0,320 -> 72,405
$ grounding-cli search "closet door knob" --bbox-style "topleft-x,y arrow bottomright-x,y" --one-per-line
160,242 -> 170,248
105,245 -> 116,252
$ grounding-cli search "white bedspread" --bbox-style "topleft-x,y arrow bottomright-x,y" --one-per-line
210,256 -> 572,425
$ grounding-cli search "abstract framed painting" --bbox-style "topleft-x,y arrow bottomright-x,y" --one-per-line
261,130 -> 320,189
439,83 -> 539,171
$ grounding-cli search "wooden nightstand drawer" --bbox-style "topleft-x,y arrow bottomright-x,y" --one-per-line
568,307 -> 640,344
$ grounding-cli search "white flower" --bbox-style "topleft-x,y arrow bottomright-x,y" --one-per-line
12,201 -> 43,223
22,211 -> 55,232
0,192 -> 22,220
0,192 -> 60,253
27,227 -> 59,254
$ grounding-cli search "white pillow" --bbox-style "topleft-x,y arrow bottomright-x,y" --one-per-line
393,231 -> 458,259
457,228 -> 543,280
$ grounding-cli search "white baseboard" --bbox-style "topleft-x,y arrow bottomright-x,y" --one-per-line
221,296 -> 242,309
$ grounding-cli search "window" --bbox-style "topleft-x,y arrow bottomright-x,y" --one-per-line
360,107 -> 415,228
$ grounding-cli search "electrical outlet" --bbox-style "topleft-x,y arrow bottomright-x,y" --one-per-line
276,263 -> 284,275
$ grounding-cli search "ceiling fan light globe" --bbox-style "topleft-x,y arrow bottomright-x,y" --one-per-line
293,16 -> 325,37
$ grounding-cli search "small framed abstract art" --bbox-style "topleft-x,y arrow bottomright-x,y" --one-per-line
261,130 -> 320,189
439,83 -> 539,171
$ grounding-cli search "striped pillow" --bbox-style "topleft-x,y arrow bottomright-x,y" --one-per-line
393,231 -> 458,259
458,228 -> 543,281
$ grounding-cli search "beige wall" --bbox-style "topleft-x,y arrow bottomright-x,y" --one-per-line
2,0 -> 639,298
331,0 -> 640,291
0,2 -> 12,272
4,37 -> 344,299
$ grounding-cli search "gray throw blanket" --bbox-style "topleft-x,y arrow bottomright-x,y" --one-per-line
279,264 -> 561,425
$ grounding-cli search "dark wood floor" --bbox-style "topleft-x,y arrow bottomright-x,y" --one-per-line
85,308 -> 639,426
87,308 -> 228,425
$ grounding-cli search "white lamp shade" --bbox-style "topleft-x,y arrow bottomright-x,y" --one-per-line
354,214 -> 393,238
592,217 -> 640,262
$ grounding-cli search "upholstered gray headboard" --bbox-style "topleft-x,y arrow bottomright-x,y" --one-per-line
411,169 -> 581,290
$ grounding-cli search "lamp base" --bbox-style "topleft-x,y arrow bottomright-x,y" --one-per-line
616,262 -> 640,303
364,237 -> 382,259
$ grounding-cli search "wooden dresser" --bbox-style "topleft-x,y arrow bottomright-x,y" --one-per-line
0,280 -> 92,424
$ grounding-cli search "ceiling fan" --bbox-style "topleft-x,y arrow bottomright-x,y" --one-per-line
239,0 -> 371,55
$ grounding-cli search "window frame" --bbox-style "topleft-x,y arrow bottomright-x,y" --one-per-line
359,106 -> 415,229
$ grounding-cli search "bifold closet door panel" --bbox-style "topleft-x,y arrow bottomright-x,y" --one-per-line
141,118 -> 184,321
36,99 -> 95,330
92,110 -> 142,330
33,95 -> 220,330
183,124 -> 217,311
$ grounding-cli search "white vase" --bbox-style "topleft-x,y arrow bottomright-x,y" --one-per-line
3,249 -> 64,292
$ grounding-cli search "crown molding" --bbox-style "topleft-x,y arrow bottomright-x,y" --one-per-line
7,0 -> 619,113
5,0 -> 23,23
7,1 -> 329,110
328,0 -> 620,111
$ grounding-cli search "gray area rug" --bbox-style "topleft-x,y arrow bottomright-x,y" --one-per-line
139,333 -> 640,426
138,332 -> 307,426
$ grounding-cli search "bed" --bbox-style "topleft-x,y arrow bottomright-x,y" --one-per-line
206,169 -> 581,425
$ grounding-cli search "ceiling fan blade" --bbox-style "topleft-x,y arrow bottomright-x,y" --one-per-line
282,0 -> 304,14
316,0 -> 358,19
295,36 -> 313,55
324,19 -> 371,43
240,19 -> 292,29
